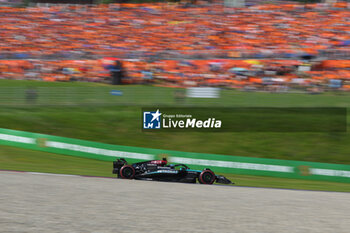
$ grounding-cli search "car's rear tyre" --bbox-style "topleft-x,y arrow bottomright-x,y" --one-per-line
119,165 -> 135,179
198,169 -> 215,184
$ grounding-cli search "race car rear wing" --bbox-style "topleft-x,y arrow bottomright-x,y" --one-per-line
112,158 -> 127,174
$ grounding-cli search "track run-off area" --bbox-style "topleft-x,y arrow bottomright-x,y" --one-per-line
1,171 -> 349,233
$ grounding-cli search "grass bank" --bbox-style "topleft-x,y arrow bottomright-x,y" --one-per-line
0,80 -> 350,164
0,105 -> 349,164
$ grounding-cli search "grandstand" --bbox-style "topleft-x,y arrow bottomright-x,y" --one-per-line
0,2 -> 350,91
32,0 -> 94,4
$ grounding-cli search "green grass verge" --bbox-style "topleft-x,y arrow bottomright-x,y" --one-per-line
0,145 -> 348,192
1,105 -> 349,164
0,80 -> 350,164
1,80 -> 350,164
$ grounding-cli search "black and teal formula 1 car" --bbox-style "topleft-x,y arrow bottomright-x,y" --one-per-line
112,158 -> 232,185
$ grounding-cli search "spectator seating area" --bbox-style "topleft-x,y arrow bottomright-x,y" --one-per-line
0,2 -> 350,91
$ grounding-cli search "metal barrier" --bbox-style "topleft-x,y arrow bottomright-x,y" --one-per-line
1,49 -> 350,61
0,86 -> 232,106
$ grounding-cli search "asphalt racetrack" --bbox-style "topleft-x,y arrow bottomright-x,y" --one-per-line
1,171 -> 349,233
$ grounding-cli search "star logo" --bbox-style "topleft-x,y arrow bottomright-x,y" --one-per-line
151,109 -> 162,123
143,109 -> 162,129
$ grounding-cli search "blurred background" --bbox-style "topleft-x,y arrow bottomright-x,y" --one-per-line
0,0 -> 349,191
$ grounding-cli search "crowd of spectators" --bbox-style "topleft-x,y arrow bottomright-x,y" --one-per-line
1,2 -> 350,91
2,58 -> 350,92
